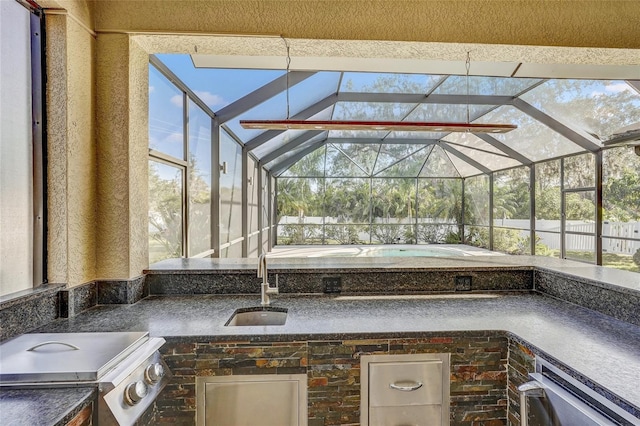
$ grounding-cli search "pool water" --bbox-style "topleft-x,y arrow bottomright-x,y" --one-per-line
358,247 -> 463,257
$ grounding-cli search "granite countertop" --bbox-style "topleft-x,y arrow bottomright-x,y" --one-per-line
147,254 -> 640,294
0,387 -> 95,426
36,292 -> 640,416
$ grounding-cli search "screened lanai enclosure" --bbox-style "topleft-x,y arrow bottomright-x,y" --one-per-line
148,53 -> 640,273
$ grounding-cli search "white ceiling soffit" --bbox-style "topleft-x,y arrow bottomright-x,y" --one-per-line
514,63 -> 640,79
191,54 -> 520,77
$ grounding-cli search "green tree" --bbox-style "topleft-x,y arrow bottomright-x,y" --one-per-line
464,176 -> 490,225
371,224 -> 403,244
536,186 -> 561,220
603,162 -> 640,221
430,179 -> 463,224
324,179 -> 370,224
276,178 -> 323,221
149,158 -> 213,262
187,157 -> 212,256
565,192 -> 596,221
148,162 -> 183,262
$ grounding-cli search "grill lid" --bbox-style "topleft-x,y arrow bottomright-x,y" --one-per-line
0,332 -> 148,383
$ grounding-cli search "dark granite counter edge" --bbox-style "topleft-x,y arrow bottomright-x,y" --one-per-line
0,284 -> 65,309
536,267 -> 640,296
53,388 -> 96,426
144,262 -> 639,297
0,387 -> 96,426
0,285 -> 65,342
159,328 -> 507,343
144,265 -> 534,274
534,268 -> 640,326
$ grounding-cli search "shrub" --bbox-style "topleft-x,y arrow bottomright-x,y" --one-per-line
444,230 -> 461,244
633,248 -> 640,267
325,225 -> 361,245
371,225 -> 402,244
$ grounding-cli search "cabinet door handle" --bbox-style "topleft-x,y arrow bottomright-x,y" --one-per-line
389,381 -> 423,391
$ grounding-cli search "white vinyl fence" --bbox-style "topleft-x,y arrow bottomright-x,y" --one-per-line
280,216 -> 640,254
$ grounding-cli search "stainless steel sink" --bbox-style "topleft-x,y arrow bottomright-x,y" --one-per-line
225,307 -> 288,326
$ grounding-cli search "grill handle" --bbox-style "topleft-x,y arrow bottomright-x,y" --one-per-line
518,380 -> 545,426
26,341 -> 81,351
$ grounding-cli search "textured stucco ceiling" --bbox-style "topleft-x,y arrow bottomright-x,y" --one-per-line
92,0 -> 640,49
42,1 -> 640,76
92,0 -> 640,78
135,35 -> 639,79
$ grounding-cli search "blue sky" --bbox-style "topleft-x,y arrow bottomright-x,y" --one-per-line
156,54 -> 284,109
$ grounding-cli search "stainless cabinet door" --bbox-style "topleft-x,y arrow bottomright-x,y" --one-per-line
361,353 -> 450,426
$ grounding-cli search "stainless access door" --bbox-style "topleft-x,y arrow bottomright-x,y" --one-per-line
361,353 -> 450,426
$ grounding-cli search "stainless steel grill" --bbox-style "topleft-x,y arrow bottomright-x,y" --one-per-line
0,332 -> 170,425
518,358 -> 639,426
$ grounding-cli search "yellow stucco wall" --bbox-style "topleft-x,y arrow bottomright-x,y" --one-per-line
66,15 -> 97,284
95,34 -> 149,279
95,34 -> 131,279
45,0 -> 639,284
44,7 -> 96,286
46,14 -> 69,284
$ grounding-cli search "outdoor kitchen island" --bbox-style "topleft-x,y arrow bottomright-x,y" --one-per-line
2,256 -> 639,425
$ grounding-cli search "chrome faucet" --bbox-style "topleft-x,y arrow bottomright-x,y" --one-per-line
257,253 -> 279,306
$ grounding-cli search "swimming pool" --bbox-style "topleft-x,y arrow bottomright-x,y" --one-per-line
358,247 -> 465,257
269,244 -> 503,258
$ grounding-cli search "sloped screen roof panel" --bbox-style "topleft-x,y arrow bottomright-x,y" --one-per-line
521,80 -> 640,142
340,72 -> 443,94
155,55 -> 624,180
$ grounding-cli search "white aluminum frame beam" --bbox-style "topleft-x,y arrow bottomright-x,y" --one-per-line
215,71 -> 316,124
270,140 -> 327,176
259,130 -> 325,164
475,133 -> 533,166
439,143 -> 492,174
512,98 -> 601,152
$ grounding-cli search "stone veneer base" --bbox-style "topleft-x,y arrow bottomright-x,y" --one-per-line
156,333 -> 510,426
506,339 -> 536,425
155,331 -> 639,425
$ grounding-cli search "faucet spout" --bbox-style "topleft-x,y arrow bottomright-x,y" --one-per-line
257,253 -> 278,306
257,253 -> 267,282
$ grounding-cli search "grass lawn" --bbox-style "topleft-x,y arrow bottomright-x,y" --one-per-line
562,251 -> 640,272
